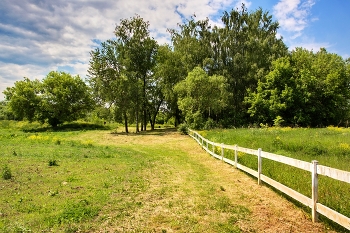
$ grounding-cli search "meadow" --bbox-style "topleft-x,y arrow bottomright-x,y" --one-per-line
200,126 -> 350,229
0,121 -> 345,232
0,121 -> 253,233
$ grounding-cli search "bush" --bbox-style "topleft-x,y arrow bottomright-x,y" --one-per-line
178,123 -> 188,135
2,165 -> 12,180
273,116 -> 284,127
204,118 -> 217,130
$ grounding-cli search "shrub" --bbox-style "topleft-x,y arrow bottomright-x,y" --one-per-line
2,164 -> 12,180
178,123 -> 188,135
273,116 -> 284,127
204,118 -> 217,130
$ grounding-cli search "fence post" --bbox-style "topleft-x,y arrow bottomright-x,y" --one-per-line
234,145 -> 238,168
312,160 -> 319,222
221,144 -> 224,161
206,140 -> 208,150
212,143 -> 215,155
258,148 -> 262,185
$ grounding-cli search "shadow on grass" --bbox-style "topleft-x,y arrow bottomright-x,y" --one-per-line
22,122 -> 111,133
110,127 -> 178,137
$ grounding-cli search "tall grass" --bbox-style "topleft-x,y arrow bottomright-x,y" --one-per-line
202,127 -> 350,229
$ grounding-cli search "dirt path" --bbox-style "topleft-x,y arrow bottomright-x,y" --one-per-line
179,131 -> 334,232
88,128 -> 336,232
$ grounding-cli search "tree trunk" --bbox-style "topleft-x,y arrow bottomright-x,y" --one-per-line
175,108 -> 181,127
151,100 -> 163,130
135,94 -> 140,133
143,109 -> 147,131
149,113 -> 154,130
143,75 -> 147,131
124,111 -> 128,133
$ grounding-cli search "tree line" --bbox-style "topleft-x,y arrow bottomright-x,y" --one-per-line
2,5 -> 350,129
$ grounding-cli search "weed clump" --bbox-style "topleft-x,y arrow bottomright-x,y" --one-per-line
48,159 -> 59,166
2,164 -> 12,180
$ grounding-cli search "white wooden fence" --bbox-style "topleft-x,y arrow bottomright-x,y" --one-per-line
188,129 -> 350,230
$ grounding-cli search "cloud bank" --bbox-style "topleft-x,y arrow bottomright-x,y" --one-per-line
0,0 -> 252,99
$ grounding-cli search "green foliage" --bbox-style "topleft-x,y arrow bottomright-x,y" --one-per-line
39,71 -> 95,127
88,15 -> 160,132
219,5 -> 288,125
273,116 -> 284,127
2,164 -> 12,180
3,72 -> 94,127
153,45 -> 185,126
168,6 -> 288,126
204,118 -> 217,130
246,48 -> 350,127
0,101 -> 15,120
174,67 -> 230,129
177,123 -> 188,135
3,78 -> 42,121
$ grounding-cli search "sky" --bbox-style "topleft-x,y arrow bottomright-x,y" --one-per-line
1,0 -> 349,100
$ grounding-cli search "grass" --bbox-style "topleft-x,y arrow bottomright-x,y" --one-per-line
200,126 -> 350,230
0,121 -> 252,232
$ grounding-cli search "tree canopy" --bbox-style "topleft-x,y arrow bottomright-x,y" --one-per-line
3,71 -> 94,127
245,48 -> 350,127
88,15 -> 159,132
174,67 -> 230,129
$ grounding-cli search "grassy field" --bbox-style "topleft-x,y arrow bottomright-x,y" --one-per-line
200,127 -> 350,229
0,121 -> 342,232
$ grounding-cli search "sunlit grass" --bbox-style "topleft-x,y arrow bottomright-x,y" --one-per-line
202,127 -> 350,226
0,121 -> 251,232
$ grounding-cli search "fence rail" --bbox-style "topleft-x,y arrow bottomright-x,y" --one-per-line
188,129 -> 350,230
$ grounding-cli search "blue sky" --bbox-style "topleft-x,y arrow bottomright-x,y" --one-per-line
1,0 -> 349,100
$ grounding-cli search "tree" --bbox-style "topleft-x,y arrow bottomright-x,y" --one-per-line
174,67 -> 230,129
114,15 -> 158,132
39,71 -> 95,127
88,40 -> 133,133
153,44 -> 185,126
168,17 -> 213,74
3,78 -> 41,121
168,6 -> 287,126
245,48 -> 350,127
89,15 -> 160,132
219,5 -> 288,125
3,71 -> 94,127
0,100 -> 15,120
245,56 -> 295,125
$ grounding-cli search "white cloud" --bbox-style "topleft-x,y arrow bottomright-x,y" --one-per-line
273,0 -> 315,38
0,0 -> 248,100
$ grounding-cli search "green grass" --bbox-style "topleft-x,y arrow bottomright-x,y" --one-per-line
0,121 -> 251,232
200,127 -> 350,228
